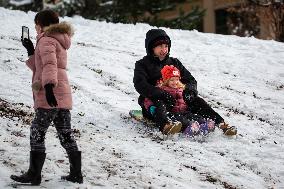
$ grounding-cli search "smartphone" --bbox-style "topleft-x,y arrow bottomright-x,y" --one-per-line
21,26 -> 29,40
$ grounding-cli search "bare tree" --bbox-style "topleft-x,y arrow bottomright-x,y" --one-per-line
32,0 -> 43,11
250,0 -> 284,41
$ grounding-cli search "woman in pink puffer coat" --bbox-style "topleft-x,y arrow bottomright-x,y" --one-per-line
10,10 -> 82,186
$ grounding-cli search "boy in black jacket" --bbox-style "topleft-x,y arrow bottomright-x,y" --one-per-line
133,28 -> 237,136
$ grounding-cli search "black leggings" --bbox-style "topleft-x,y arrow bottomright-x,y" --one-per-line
30,108 -> 79,153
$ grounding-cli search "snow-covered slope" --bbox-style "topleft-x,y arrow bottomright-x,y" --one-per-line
0,7 -> 284,188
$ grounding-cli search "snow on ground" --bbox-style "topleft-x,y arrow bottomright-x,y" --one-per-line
0,7 -> 284,189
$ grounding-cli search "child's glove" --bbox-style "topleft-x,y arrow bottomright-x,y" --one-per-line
44,84 -> 58,107
22,38 -> 34,56
183,84 -> 198,103
149,105 -> 156,116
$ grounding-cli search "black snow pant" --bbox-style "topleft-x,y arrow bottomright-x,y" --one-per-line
30,108 -> 79,153
189,96 -> 224,124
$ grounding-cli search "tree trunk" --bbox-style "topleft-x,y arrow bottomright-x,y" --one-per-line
32,0 -> 43,11
256,4 -> 284,42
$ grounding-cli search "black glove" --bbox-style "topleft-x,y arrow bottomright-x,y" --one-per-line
183,84 -> 198,103
154,91 -> 176,109
22,38 -> 34,56
44,84 -> 58,107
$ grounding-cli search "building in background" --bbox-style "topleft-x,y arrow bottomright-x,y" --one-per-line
157,0 -> 242,34
157,0 -> 284,42
4,0 -> 284,41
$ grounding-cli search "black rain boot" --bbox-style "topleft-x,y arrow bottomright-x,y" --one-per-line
10,151 -> 46,185
61,151 -> 83,184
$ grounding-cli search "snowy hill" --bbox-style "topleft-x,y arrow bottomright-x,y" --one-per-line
0,7 -> 284,189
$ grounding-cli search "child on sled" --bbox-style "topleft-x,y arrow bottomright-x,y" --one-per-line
144,65 -> 216,136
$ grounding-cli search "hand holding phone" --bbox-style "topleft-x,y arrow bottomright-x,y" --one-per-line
21,26 -> 34,56
21,26 -> 29,40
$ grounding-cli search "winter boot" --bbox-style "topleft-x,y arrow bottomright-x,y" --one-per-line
207,119 -> 215,132
162,121 -> 182,135
199,121 -> 209,136
219,122 -> 237,136
10,151 -> 46,185
61,151 -> 83,184
183,121 -> 200,137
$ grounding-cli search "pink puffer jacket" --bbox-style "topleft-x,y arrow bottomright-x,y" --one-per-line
144,86 -> 188,113
26,22 -> 74,109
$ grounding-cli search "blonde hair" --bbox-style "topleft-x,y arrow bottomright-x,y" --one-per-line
161,78 -> 185,90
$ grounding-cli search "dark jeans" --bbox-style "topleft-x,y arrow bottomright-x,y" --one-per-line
142,96 -> 224,131
30,108 -> 79,153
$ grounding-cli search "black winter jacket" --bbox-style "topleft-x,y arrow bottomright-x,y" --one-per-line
133,55 -> 197,106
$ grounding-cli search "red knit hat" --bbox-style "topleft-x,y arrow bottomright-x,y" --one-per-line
161,65 -> 180,81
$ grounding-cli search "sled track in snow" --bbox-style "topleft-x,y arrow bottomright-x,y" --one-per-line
76,41 -> 141,58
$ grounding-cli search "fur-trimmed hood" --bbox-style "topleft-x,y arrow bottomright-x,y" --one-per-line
39,22 -> 74,49
44,21 -> 74,37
